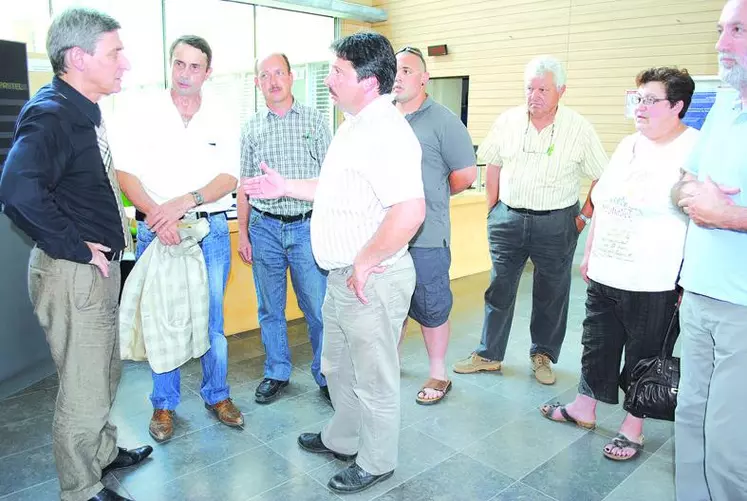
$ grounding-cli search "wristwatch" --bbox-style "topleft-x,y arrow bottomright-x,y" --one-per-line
190,191 -> 204,206
578,213 -> 591,225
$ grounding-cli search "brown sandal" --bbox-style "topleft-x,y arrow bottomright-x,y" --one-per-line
415,378 -> 452,405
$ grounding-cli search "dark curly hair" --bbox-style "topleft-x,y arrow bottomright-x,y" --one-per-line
635,67 -> 695,119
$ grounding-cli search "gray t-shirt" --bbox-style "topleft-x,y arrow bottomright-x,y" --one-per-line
405,97 -> 476,248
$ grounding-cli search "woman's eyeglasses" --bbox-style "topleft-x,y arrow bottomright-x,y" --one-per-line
630,94 -> 669,106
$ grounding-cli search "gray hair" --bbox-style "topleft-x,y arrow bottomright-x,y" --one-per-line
524,55 -> 567,90
47,7 -> 121,77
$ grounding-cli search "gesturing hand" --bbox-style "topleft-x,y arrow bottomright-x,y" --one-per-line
347,262 -> 387,304
86,241 -> 111,277
243,162 -> 287,199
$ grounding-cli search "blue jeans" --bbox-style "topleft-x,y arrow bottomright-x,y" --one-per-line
249,210 -> 327,386
136,214 -> 231,409
477,202 -> 579,363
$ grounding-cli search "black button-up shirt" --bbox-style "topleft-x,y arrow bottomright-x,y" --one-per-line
0,77 -> 125,263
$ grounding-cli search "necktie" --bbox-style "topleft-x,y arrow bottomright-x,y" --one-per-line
96,120 -> 133,252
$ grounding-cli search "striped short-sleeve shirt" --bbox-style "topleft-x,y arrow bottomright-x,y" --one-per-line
477,105 -> 608,210
240,100 -> 332,216
311,95 -> 424,271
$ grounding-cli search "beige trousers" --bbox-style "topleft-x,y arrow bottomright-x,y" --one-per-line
320,253 -> 415,475
28,247 -> 122,501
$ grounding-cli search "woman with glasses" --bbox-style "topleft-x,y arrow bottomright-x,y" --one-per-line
539,67 -> 698,461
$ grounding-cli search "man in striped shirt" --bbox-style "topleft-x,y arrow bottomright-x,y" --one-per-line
238,53 -> 332,404
243,32 -> 425,494
453,55 -> 608,385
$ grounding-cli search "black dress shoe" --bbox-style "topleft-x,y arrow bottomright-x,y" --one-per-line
101,445 -> 153,477
88,487 -> 133,500
255,378 -> 288,403
328,463 -> 394,494
297,432 -> 356,461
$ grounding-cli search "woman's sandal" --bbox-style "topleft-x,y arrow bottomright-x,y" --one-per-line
539,403 -> 596,429
602,433 -> 644,461
415,378 -> 452,405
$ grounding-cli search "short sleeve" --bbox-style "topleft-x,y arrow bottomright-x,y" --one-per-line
476,113 -> 506,165
580,122 -> 609,180
440,113 -> 476,172
367,119 -> 424,208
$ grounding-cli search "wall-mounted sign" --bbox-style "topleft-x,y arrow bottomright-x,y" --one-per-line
0,40 -> 31,171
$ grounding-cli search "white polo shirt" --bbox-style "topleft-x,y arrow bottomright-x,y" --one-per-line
109,90 -> 239,214
311,94 -> 424,271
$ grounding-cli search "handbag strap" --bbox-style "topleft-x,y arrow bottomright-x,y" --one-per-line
661,302 -> 681,358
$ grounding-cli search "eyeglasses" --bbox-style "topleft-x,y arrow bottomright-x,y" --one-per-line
396,46 -> 426,67
630,94 -> 669,106
522,122 -> 555,156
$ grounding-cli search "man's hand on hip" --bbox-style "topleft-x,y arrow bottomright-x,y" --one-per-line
347,260 -> 387,305
243,162 -> 287,200
86,241 -> 111,277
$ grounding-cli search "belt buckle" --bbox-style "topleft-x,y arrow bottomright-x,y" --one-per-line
182,212 -> 199,221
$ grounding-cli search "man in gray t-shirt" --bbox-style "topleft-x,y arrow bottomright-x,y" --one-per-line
393,46 -> 477,405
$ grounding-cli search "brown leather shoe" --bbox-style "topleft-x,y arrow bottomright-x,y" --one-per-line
205,398 -> 244,427
149,409 -> 174,442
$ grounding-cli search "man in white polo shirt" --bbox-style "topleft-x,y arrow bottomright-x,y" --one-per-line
243,32 -> 425,495
453,55 -> 608,385
112,35 -> 243,442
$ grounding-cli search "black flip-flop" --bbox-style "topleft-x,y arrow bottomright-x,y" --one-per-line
603,433 -> 644,461
539,403 -> 596,429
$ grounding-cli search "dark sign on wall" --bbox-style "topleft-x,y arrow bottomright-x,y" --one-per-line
0,40 -> 30,172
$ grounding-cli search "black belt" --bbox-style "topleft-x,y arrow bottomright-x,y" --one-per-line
505,204 -> 567,216
253,207 -> 312,223
135,210 -> 226,222
104,250 -> 123,262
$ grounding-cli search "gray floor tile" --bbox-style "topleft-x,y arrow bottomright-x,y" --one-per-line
307,428 -> 457,501
264,423 -> 342,473
654,437 -> 675,463
134,445 -> 305,501
240,391 -> 334,443
0,412 -> 53,459
374,453 -> 513,501
0,389 -> 56,427
521,433 -> 648,501
0,445 -> 57,497
411,385 -> 525,450
602,455 -> 674,501
464,407 -> 588,480
250,473 -> 343,501
0,474 -> 130,501
490,482 -> 558,501
113,422 -> 262,498
9,374 -> 59,399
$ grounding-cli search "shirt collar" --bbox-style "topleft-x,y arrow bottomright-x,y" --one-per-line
407,95 -> 434,117
344,93 -> 395,124
265,98 -> 301,118
52,76 -> 102,126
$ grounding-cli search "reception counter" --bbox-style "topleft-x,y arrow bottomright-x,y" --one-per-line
222,191 -> 491,335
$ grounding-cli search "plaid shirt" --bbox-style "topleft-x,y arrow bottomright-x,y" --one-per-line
240,100 -> 332,216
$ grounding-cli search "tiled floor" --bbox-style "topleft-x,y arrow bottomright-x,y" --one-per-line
0,259 -> 676,500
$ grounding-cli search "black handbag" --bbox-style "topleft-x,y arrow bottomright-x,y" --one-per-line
623,304 -> 680,421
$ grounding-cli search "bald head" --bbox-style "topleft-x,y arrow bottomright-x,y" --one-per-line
255,52 -> 294,109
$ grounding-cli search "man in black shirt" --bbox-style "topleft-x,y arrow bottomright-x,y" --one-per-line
0,8 -> 151,501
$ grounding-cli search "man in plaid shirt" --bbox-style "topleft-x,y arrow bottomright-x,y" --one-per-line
238,53 -> 332,404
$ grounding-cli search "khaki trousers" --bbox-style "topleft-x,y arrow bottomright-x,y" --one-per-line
28,247 -> 122,501
320,253 -> 415,475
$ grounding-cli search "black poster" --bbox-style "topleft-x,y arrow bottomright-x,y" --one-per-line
0,40 -> 30,172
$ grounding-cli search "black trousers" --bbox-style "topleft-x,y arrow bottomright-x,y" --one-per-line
578,279 -> 679,404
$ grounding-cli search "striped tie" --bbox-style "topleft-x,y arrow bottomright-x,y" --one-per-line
96,120 -> 132,251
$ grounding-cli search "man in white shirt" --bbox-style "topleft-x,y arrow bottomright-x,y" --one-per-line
114,35 -> 243,443
453,56 -> 608,385
243,32 -> 425,495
